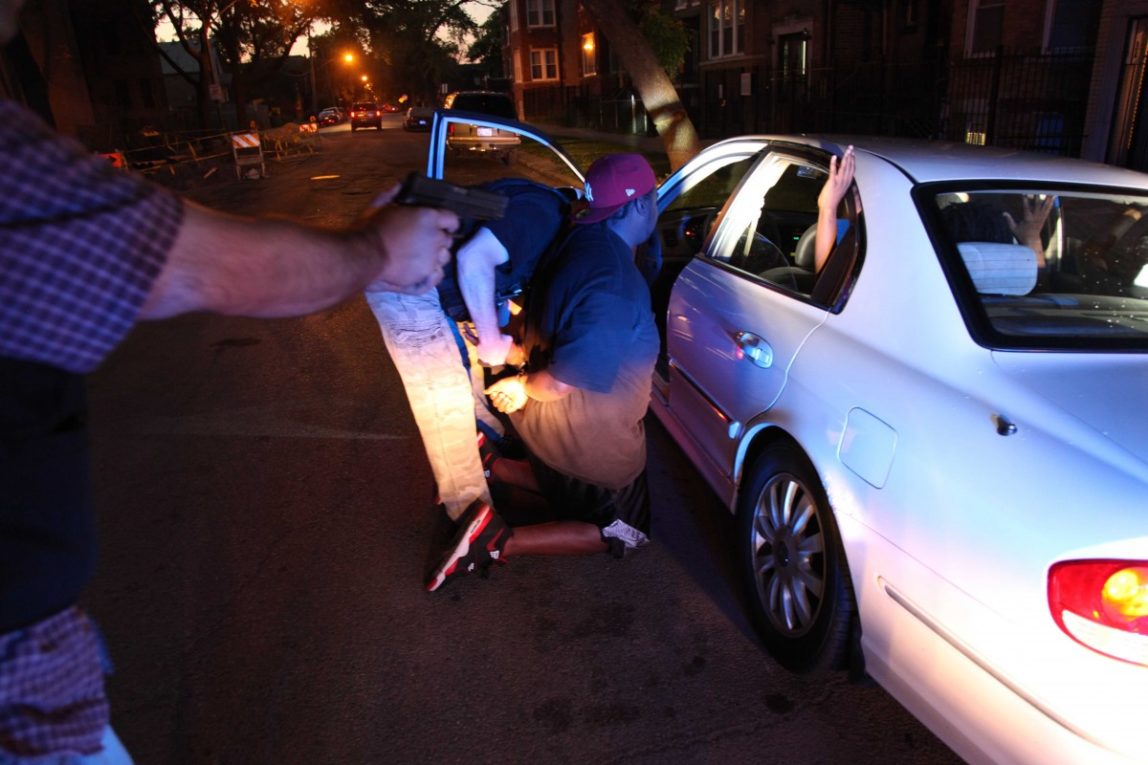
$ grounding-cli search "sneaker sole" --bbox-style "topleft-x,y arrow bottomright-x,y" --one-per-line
426,503 -> 492,592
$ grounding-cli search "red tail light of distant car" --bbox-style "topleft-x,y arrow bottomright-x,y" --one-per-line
1049,560 -> 1148,666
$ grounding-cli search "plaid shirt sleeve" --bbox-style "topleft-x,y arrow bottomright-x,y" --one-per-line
0,608 -> 108,757
0,99 -> 184,374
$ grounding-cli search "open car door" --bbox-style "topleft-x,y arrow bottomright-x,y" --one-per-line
425,109 -> 585,191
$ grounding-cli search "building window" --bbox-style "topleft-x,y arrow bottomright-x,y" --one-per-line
709,0 -> 746,59
102,26 -> 121,56
1045,0 -> 1100,51
967,0 -> 1004,55
114,80 -> 132,109
900,0 -> 919,29
526,0 -> 555,28
779,33 -> 807,80
139,78 -> 155,108
581,33 -> 597,76
530,48 -> 559,81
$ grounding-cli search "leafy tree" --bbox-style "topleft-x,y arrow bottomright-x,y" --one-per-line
149,0 -> 319,127
466,2 -> 506,81
328,0 -> 485,105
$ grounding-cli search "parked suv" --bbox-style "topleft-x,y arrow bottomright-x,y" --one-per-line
442,91 -> 520,163
350,102 -> 382,131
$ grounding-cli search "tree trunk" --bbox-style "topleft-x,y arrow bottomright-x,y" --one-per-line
580,0 -> 700,171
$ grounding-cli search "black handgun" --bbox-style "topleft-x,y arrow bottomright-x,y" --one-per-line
395,172 -> 508,221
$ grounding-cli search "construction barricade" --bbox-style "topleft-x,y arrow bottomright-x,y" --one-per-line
100,151 -> 127,169
230,131 -> 266,179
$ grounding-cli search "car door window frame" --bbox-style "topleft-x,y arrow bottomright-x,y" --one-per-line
699,147 -> 864,311
426,110 -> 584,182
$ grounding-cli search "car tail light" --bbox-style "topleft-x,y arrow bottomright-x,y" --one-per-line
447,124 -> 454,136
1049,560 -> 1148,666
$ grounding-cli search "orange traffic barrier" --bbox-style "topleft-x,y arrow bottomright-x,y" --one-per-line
101,151 -> 127,169
230,131 -> 266,179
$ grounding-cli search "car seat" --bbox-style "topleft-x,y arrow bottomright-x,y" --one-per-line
759,222 -> 818,293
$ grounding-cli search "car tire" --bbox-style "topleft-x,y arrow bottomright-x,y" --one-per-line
737,443 -> 856,675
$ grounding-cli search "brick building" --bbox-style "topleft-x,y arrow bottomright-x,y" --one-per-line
1,0 -> 168,151
500,0 -> 1148,171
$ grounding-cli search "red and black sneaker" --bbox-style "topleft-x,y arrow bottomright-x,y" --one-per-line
477,431 -> 500,480
425,500 -> 511,592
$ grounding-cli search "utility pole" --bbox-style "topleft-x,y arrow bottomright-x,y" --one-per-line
309,31 -> 317,117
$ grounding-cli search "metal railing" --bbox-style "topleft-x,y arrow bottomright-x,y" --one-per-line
525,48 -> 1096,160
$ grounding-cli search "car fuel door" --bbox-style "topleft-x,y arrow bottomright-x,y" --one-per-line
664,151 -> 833,484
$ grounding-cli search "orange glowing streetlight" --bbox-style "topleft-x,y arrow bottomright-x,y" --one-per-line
309,46 -> 356,113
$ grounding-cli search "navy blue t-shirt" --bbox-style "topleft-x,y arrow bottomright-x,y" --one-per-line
511,224 -> 658,489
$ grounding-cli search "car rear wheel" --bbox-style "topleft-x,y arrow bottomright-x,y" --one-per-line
737,443 -> 855,674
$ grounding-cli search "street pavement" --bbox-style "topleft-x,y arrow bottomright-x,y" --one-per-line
81,117 -> 964,765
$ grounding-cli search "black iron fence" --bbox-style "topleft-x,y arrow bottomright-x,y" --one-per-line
942,47 -> 1095,156
531,47 -> 1096,160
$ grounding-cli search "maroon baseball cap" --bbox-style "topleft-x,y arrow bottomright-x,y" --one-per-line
573,153 -> 657,225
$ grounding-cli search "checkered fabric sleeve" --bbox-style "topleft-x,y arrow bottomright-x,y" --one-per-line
0,99 -> 184,374
0,608 -> 108,757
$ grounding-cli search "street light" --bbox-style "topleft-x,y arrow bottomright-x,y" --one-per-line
308,38 -> 355,114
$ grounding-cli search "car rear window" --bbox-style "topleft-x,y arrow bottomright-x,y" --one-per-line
447,93 -> 515,119
923,185 -> 1148,350
353,103 -> 376,111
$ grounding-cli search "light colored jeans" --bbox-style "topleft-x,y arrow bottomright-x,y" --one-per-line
0,726 -> 132,765
364,289 -> 501,520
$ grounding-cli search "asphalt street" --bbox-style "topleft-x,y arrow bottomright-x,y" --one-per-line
81,116 -> 965,764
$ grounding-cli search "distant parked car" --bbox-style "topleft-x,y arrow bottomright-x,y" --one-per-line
350,102 -> 381,131
317,107 -> 344,127
441,90 -> 520,164
381,102 -> 401,113
403,105 -> 434,132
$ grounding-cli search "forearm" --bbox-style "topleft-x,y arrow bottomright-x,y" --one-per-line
457,230 -> 507,347
142,185 -> 458,319
523,368 -> 573,402
814,206 -> 836,273
144,201 -> 395,319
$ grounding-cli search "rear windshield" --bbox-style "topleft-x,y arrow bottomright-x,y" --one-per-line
923,186 -> 1148,350
447,93 -> 515,119
353,103 -> 376,111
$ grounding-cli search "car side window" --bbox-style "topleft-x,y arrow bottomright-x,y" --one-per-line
717,158 -> 828,296
660,158 -> 756,254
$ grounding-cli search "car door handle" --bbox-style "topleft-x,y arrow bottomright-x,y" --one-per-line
734,331 -> 774,368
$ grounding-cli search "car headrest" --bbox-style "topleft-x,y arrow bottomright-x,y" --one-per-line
794,223 -> 817,270
956,242 -> 1037,295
